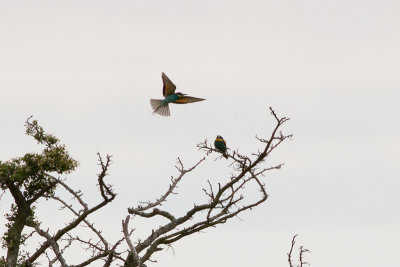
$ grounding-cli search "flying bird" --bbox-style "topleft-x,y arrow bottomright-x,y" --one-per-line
214,135 -> 228,159
150,72 -> 205,116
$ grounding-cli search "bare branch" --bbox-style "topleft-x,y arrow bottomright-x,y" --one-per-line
33,225 -> 68,267
49,193 -> 109,249
299,245 -> 311,267
25,154 -> 116,265
97,153 -> 116,201
47,174 -> 88,211
127,107 -> 291,265
287,235 -> 310,267
288,234 -> 297,267
129,157 -> 205,213
122,215 -> 141,267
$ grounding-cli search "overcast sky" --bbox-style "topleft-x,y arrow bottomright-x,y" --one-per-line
1,1 -> 399,266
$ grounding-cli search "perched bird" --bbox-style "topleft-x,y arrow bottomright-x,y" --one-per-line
150,72 -> 205,116
214,135 -> 228,159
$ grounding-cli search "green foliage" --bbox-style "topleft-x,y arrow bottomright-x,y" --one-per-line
0,118 -> 78,197
25,118 -> 59,147
0,118 -> 79,256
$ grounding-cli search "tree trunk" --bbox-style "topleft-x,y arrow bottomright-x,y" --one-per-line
6,183 -> 31,267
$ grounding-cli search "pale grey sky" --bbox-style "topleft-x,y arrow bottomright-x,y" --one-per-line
1,0 -> 399,266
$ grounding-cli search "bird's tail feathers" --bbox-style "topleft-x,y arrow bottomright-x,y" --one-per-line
150,99 -> 170,116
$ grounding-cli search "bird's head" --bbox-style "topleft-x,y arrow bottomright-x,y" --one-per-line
216,135 -> 223,139
176,92 -> 187,97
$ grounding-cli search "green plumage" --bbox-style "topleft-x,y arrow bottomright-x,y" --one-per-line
150,72 -> 205,116
214,136 -> 228,159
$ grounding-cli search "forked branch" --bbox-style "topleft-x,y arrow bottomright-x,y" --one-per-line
24,154 -> 117,266
122,107 -> 291,266
287,234 -> 310,267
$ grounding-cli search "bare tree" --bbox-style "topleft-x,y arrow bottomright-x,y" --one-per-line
287,235 -> 310,267
0,107 -> 291,267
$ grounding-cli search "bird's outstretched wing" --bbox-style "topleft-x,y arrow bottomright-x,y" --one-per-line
162,72 -> 176,97
174,96 -> 205,104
